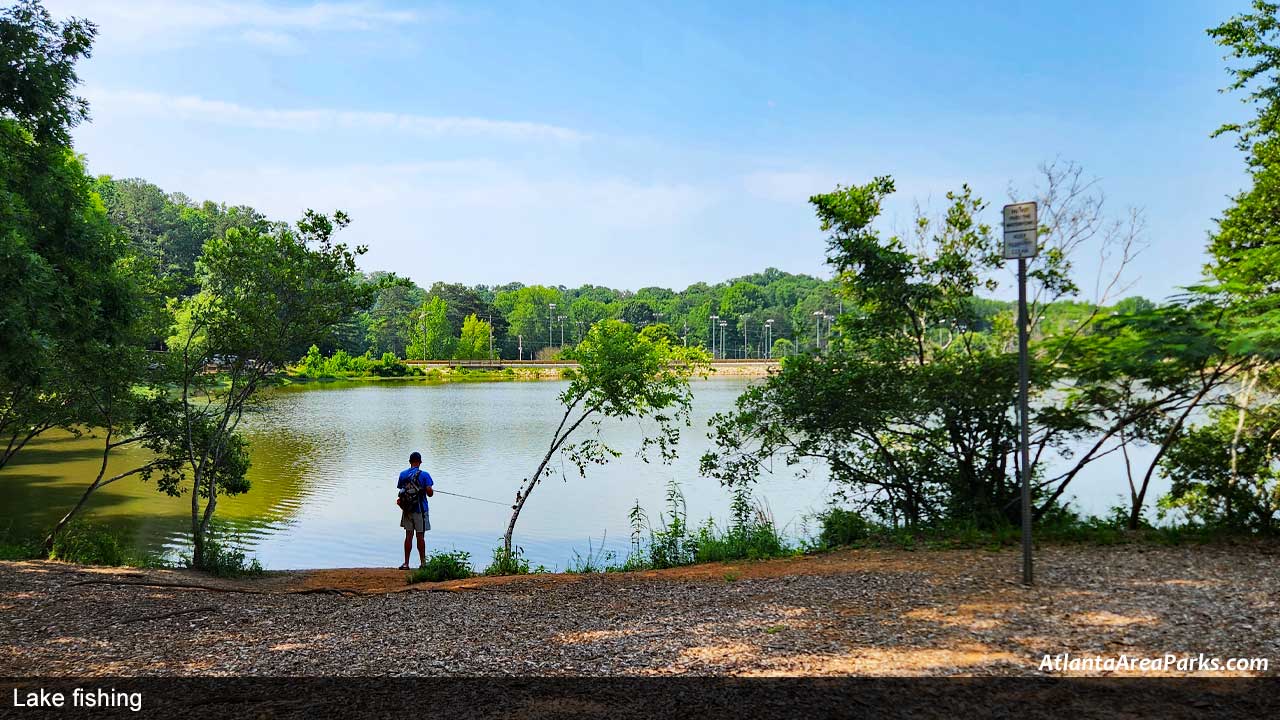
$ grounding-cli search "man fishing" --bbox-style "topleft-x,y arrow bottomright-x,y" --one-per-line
397,451 -> 434,570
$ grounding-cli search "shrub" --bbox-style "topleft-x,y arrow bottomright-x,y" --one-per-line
694,520 -> 790,563
49,524 -> 131,566
0,527 -> 41,561
188,535 -> 264,578
482,545 -> 549,575
407,550 -> 474,583
817,508 -> 875,548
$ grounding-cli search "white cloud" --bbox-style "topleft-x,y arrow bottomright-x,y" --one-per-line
45,0 -> 423,49
173,161 -> 721,286
85,89 -> 589,143
240,29 -> 302,54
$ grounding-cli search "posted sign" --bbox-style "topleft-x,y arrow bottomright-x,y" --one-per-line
1002,202 -> 1038,259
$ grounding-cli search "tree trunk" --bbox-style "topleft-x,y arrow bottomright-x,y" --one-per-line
502,404 -> 593,558
1130,379 -> 1221,529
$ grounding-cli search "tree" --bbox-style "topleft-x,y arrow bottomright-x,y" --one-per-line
453,314 -> 493,360
704,168 -> 1142,529
1122,2 -> 1280,532
0,0 -> 136,471
0,0 -> 94,145
496,286 -> 560,356
405,296 -> 454,360
771,337 -> 795,358
1160,390 -> 1280,531
501,319 -> 709,558
155,210 -> 372,568
364,278 -> 425,356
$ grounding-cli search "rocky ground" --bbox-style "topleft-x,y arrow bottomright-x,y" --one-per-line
1,544 -> 1276,676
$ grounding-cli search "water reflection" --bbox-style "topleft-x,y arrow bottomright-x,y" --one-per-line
0,377 -> 1164,570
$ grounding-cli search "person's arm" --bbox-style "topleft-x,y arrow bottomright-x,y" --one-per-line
423,472 -> 434,497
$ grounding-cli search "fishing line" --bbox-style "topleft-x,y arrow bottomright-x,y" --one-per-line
432,488 -> 512,507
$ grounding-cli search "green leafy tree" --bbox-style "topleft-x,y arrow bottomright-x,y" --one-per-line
496,285 -> 561,356
1160,394 -> 1280,531
453,314 -> 493,360
501,320 -> 710,558
364,278 -> 425,356
406,296 -> 454,360
704,170 -> 1134,529
0,1 -> 140,471
157,210 -> 373,568
1122,3 -> 1280,532
771,337 -> 795,358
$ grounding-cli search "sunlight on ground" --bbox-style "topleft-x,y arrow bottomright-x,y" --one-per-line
733,645 -> 1023,676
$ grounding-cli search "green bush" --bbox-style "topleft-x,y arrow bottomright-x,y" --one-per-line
296,346 -> 413,378
0,527 -> 41,561
49,525 -> 131,566
407,550 -> 474,583
817,508 -> 875,548
695,521 -> 791,563
188,536 -> 264,578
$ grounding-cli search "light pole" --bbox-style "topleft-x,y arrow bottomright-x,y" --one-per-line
557,315 -> 566,347
518,334 -> 523,361
741,316 -> 749,359
813,310 -> 823,351
825,314 -> 835,347
709,315 -> 719,358
548,303 -> 556,356
765,319 -> 774,358
719,321 -> 728,360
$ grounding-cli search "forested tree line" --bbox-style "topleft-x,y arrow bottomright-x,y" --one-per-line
97,173 -> 1131,366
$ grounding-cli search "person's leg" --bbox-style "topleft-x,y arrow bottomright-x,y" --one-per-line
403,528 -> 412,568
415,530 -> 426,566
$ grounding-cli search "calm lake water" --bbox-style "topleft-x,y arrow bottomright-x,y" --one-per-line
1,377 -> 1163,570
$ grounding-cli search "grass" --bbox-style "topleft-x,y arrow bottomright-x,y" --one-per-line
0,527 -> 40,561
566,534 -> 616,574
482,545 -> 551,576
558,482 -> 801,575
406,550 -> 475,584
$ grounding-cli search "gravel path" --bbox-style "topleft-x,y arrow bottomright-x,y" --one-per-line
2,544 -> 1276,676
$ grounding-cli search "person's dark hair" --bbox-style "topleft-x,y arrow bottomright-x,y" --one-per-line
409,451 -> 422,464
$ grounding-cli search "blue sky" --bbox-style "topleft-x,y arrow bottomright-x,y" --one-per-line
54,0 -> 1249,300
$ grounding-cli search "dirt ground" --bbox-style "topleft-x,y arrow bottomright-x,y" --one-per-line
1,543 -> 1277,676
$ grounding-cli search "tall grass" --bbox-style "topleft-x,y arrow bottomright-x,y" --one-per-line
482,544 -> 551,576
584,480 -> 798,573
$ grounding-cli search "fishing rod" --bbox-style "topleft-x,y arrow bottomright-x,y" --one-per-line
432,488 -> 512,508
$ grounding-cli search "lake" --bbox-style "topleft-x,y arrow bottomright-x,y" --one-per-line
0,377 -> 1163,570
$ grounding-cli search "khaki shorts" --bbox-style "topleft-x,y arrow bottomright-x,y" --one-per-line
401,511 -> 430,533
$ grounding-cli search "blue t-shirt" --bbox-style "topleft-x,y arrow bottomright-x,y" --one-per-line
398,467 -> 434,513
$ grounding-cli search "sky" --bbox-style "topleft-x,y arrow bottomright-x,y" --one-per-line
51,0 -> 1251,300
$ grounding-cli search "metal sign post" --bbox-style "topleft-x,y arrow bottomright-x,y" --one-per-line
1002,201 -> 1037,586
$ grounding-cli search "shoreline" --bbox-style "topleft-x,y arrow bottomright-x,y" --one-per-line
4,542 -> 1276,676
280,360 -> 780,385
